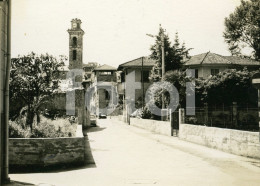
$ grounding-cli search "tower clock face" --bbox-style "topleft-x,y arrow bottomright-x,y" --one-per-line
72,23 -> 77,28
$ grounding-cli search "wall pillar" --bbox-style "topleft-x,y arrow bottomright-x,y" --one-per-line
204,103 -> 208,124
232,102 -> 238,127
179,108 -> 185,125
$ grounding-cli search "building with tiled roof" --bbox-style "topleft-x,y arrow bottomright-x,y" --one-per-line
117,56 -> 156,112
117,56 -> 156,69
89,64 -> 118,115
82,62 -> 99,83
184,52 -> 260,78
94,64 -> 117,71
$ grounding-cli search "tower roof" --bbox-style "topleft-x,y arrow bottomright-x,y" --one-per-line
71,18 -> 82,23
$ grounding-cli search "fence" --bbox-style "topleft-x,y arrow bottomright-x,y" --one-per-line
185,103 -> 258,131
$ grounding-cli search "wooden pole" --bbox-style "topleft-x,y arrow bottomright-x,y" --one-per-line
141,57 -> 144,110
161,25 -> 165,120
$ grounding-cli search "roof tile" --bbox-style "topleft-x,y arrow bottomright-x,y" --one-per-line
184,52 -> 260,66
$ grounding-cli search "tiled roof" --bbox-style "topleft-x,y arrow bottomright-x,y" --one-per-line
118,56 -> 156,69
94,64 -> 117,71
223,56 -> 260,65
184,52 -> 260,66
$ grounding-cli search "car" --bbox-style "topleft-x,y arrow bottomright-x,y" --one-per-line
90,114 -> 97,126
99,113 -> 107,119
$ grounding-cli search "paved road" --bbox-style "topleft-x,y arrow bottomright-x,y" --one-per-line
9,118 -> 260,186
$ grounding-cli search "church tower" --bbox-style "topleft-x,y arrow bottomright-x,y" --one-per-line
68,18 -> 84,69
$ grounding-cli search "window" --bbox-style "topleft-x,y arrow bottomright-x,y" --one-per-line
100,71 -> 112,75
141,71 -> 150,82
121,73 -> 125,82
73,50 -> 77,60
211,69 -> 219,76
105,90 -> 110,100
73,37 -> 77,46
195,69 -> 198,78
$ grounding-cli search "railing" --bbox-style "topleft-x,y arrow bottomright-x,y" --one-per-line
184,105 -> 258,131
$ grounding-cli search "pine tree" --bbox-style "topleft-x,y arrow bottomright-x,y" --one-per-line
149,27 -> 192,82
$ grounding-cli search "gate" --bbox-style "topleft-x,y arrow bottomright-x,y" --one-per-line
171,110 -> 179,136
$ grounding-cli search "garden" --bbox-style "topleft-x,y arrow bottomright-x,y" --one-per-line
9,52 -> 79,138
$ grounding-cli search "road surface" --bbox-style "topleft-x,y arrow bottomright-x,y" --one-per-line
9,118 -> 260,186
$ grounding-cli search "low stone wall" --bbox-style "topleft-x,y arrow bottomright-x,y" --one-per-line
179,124 -> 260,159
9,137 -> 85,167
130,118 -> 171,136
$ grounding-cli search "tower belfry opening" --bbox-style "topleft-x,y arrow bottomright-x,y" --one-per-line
73,37 -> 77,46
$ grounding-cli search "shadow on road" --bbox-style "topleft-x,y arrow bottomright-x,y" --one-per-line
10,163 -> 97,174
87,126 -> 106,133
4,180 -> 36,186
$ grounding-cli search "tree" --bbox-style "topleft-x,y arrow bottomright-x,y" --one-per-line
204,68 -> 257,107
224,0 -> 260,60
144,70 -> 197,120
10,52 -> 66,130
149,27 -> 192,82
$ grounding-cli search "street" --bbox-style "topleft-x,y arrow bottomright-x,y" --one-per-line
9,118 -> 260,186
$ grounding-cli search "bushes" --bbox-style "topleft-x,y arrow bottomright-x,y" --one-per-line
9,121 -> 31,138
9,116 -> 77,138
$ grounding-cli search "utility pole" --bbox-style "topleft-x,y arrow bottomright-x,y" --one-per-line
147,24 -> 166,120
160,24 -> 165,80
160,24 -> 165,110
141,56 -> 144,109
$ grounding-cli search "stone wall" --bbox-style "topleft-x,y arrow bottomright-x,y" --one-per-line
41,89 -> 84,111
9,137 -> 85,166
179,124 -> 260,159
130,118 -> 171,136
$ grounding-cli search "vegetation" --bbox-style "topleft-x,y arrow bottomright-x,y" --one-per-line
224,0 -> 260,60
9,116 -> 77,138
203,68 -> 257,107
142,68 -> 258,120
10,52 -> 66,130
149,26 -> 192,82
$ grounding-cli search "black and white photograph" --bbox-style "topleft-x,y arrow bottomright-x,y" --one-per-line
0,0 -> 260,185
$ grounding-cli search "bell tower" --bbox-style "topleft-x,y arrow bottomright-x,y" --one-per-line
68,18 -> 84,69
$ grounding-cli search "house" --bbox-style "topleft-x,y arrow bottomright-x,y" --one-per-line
83,62 -> 99,82
54,66 -> 69,80
90,64 -> 118,115
117,56 -> 156,107
184,52 -> 260,78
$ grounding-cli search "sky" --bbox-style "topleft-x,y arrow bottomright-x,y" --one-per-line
12,0 -> 241,67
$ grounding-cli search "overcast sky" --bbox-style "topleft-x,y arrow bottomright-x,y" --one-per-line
12,0 -> 241,67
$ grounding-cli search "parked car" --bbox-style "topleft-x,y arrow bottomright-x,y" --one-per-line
90,114 -> 97,126
99,113 -> 107,119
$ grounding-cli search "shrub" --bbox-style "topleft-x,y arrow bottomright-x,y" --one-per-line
9,115 -> 77,138
185,116 -> 198,124
141,106 -> 152,119
9,121 -> 31,138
